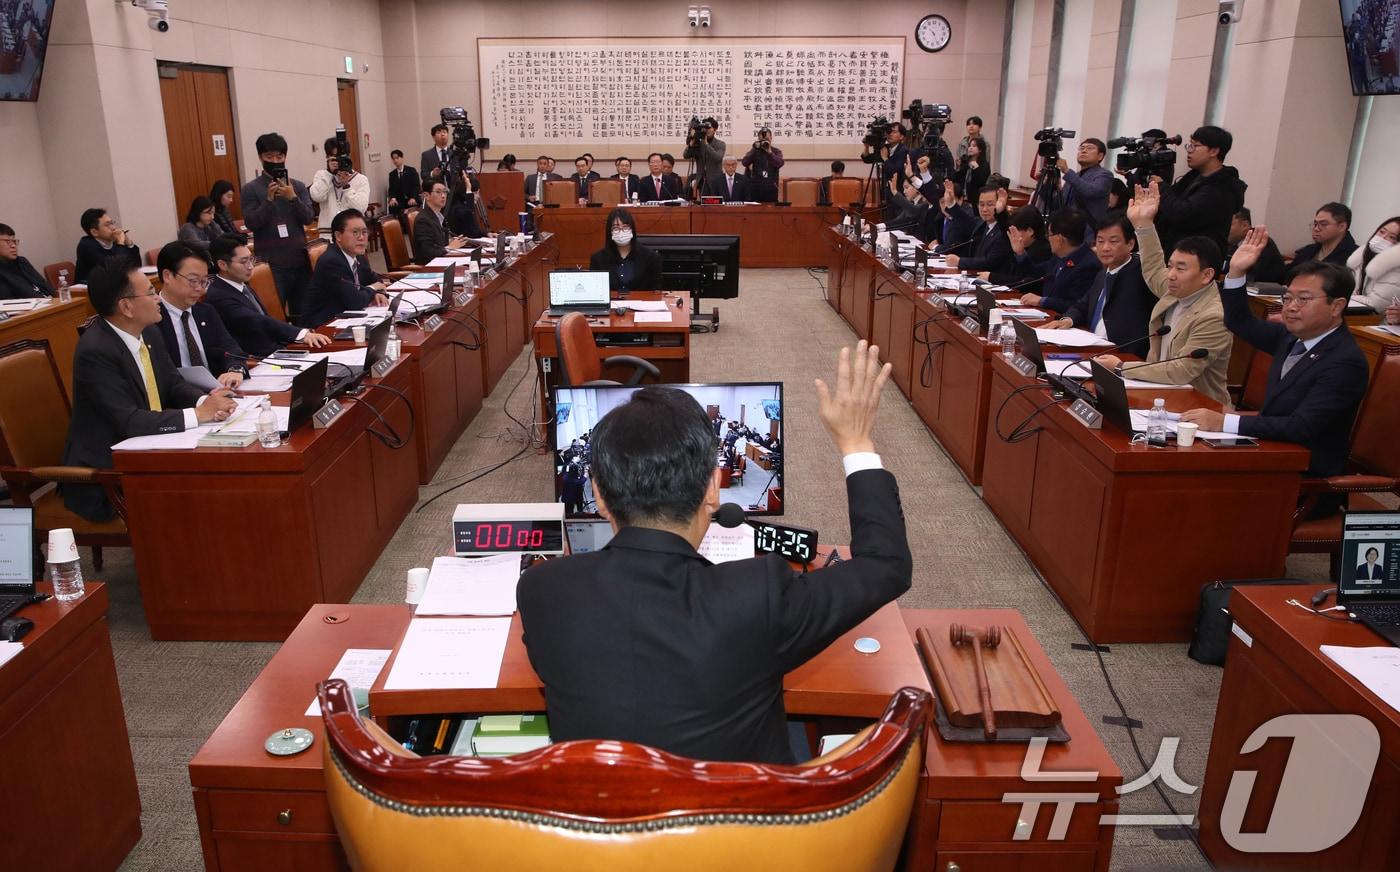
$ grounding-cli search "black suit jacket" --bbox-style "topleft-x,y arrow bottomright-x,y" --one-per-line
62,321 -> 204,520
74,237 -> 141,283
1219,282 -> 1369,477
612,173 -> 642,201
1064,257 -> 1158,358
154,300 -> 246,377
524,172 -> 564,202
0,256 -> 52,299
386,165 -> 421,212
413,207 -> 453,263
637,175 -> 679,203
419,147 -> 460,186
704,173 -> 751,202
569,172 -> 600,200
302,247 -> 378,328
956,220 -> 1015,274
205,275 -> 300,357
518,469 -> 912,763
589,245 -> 664,292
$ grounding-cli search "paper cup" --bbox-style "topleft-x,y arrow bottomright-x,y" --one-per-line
351,325 -> 367,344
405,567 -> 429,605
47,528 -> 79,562
1176,422 -> 1199,447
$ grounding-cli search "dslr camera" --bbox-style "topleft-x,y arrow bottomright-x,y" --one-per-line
1033,127 -> 1076,159
439,107 -> 489,163
902,100 -> 952,151
861,116 -> 893,162
1109,132 -> 1182,185
329,126 -> 353,174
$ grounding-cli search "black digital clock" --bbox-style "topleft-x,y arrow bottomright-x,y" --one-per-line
750,520 -> 818,564
455,520 -> 566,554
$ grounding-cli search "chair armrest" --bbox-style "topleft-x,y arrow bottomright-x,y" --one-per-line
19,466 -> 104,485
600,355 -> 661,386
1300,474 -> 1400,495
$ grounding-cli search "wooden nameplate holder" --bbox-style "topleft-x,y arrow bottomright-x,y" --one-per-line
916,623 -> 1068,744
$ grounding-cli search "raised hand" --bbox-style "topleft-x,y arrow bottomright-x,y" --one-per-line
1228,226 -> 1269,279
995,187 -> 1009,214
815,340 -> 891,456
1126,180 -> 1160,228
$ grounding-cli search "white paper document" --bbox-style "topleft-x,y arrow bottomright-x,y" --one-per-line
1034,327 -> 1113,348
0,641 -> 23,668
1321,645 -> 1400,714
112,397 -> 271,450
614,300 -> 670,311
178,366 -> 222,392
238,374 -> 294,393
427,256 -> 474,267
1370,325 -> 1400,337
633,312 -> 672,323
327,316 -> 383,329
304,648 -> 393,716
697,522 -> 756,564
415,554 -> 522,616
0,299 -> 45,313
393,290 -> 447,316
382,617 -> 512,690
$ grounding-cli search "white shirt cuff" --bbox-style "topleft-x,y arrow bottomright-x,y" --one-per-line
295,329 -> 309,341
183,403 -> 200,430
1223,414 -> 1241,434
843,452 -> 883,476
1223,275 -> 1247,290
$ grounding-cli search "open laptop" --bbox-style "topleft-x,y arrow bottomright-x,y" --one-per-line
1088,359 -> 1135,434
1012,318 -> 1046,374
328,318 -> 393,398
0,506 -> 36,623
547,271 -> 612,316
1336,510 -> 1400,645
283,357 -> 329,437
335,293 -> 404,340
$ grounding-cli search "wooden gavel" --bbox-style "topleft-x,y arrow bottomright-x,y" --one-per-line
950,623 -> 1002,739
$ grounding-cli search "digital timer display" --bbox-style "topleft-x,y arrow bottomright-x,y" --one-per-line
751,520 -> 818,563
456,520 -> 566,554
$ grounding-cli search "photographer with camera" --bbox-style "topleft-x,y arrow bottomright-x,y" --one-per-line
240,132 -> 314,318
310,135 -> 370,236
1056,138 -> 1112,236
421,124 -> 460,184
684,117 -> 726,196
1029,127 -> 1075,215
1153,125 -> 1246,260
740,128 -> 784,203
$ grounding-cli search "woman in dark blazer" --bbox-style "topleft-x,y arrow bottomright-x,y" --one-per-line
955,136 -> 990,200
177,196 -> 221,257
588,207 -> 662,292
209,180 -> 239,236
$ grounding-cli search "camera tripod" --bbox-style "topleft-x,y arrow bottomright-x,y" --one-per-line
1029,157 -> 1066,218
860,158 -> 885,211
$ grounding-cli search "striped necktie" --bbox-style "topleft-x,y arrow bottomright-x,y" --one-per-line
1280,341 -> 1308,378
138,342 -> 162,412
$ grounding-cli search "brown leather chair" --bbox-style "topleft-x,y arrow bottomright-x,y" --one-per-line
590,178 -> 623,207
365,203 -> 383,252
1290,344 -> 1400,561
380,219 -> 424,272
828,178 -> 864,208
555,312 -> 660,386
0,340 -> 128,569
248,262 -> 288,323
405,207 -> 420,242
44,261 -> 76,289
1233,305 -> 1282,411
784,179 -> 819,207
307,239 -> 331,271
731,453 -> 747,485
543,180 -> 576,207
144,248 -> 159,267
320,679 -> 929,872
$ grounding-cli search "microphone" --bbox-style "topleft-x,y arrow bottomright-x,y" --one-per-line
1057,324 -> 1173,377
712,502 -> 747,528
1046,326 -> 1176,398
935,236 -> 979,255
1119,347 -> 1210,370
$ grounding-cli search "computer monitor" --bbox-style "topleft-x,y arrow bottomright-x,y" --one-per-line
548,270 -> 611,307
551,382 -> 784,519
635,234 -> 740,300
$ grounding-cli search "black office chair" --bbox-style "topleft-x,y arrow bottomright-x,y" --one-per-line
555,312 -> 660,386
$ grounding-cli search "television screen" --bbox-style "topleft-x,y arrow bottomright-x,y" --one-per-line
1340,0 -> 1400,96
635,234 -> 741,300
0,0 -> 56,102
552,382 -> 784,519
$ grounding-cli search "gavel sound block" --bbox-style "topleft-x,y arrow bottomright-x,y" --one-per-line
917,622 -> 1061,741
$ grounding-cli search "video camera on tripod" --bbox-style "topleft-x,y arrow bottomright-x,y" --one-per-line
1026,127 -> 1075,216
1108,132 -> 1182,188
860,116 -> 893,163
903,100 -> 952,151
439,107 -> 489,166
1033,126 -> 1076,158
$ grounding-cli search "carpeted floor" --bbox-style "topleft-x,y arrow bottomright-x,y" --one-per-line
107,266 -> 1333,871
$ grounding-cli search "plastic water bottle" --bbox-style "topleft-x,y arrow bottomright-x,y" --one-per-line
46,528 -> 85,602
987,309 -> 1004,344
1147,398 -> 1168,445
57,269 -> 71,303
1000,318 -> 1017,358
385,324 -> 402,361
256,398 -> 281,448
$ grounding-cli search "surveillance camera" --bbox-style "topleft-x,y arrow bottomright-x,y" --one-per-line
148,13 -> 169,31
1218,0 -> 1241,25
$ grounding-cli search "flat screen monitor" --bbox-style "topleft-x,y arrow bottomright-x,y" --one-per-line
551,382 -> 784,519
1340,0 -> 1400,95
0,0 -> 56,102
635,234 -> 740,299
548,270 -> 610,306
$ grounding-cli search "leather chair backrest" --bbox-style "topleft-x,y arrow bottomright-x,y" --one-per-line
406,208 -> 420,241
555,312 -> 601,385
0,340 -> 70,468
544,180 -> 576,207
307,239 -> 331,271
381,219 -> 413,270
590,178 -> 623,207
320,680 -> 929,872
248,262 -> 288,323
828,178 -> 864,208
785,179 -> 819,207
44,261 -> 76,289
1237,308 -> 1283,411
1349,345 -> 1400,476
145,248 -> 159,267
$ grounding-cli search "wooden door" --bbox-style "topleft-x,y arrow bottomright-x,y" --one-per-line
158,65 -> 242,226
337,80 -> 362,175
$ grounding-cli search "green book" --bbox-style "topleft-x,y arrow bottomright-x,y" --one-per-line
471,713 -> 551,756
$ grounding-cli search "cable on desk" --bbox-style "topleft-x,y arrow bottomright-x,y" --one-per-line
991,382 -> 1056,443
912,315 -> 950,388
354,381 -> 415,450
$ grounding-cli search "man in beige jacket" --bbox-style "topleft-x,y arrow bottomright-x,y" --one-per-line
1094,181 -> 1233,404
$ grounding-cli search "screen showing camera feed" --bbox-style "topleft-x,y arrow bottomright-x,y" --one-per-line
553,383 -> 784,519
1340,0 -> 1400,96
0,0 -> 56,102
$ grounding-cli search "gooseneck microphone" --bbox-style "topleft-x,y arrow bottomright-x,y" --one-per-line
1055,325 -> 1173,381
712,502 -> 747,528
1120,347 -> 1210,370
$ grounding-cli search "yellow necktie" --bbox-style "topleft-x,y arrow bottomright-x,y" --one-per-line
138,342 -> 162,412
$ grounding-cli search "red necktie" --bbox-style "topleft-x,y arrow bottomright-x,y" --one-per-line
655,178 -> 662,197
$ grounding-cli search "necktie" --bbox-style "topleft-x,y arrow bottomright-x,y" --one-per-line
656,178 -> 663,197
242,285 -> 266,315
137,342 -> 162,412
727,177 -> 733,197
1280,340 -> 1308,378
180,310 -> 205,368
1090,272 -> 1113,330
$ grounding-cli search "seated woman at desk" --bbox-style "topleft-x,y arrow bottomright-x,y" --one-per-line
589,208 -> 662,293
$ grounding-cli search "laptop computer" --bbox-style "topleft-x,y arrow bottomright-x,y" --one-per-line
1088,359 -> 1134,433
335,293 -> 404,339
0,506 -> 36,623
547,271 -> 612,316
1012,318 -> 1046,374
282,357 -> 329,436
1336,510 -> 1400,645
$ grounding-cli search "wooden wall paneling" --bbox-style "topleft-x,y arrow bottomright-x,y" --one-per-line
337,80 -> 362,176
159,70 -> 205,234
191,67 -> 242,222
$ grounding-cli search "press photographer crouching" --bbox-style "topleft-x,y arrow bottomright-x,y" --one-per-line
741,128 -> 784,203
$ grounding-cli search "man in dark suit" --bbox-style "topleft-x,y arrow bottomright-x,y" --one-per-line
637,153 -> 679,203
414,179 -> 469,263
524,155 -> 563,205
660,154 -> 686,201
152,241 -> 247,389
385,150 -> 421,216
1043,214 -> 1158,358
1182,229 -> 1370,500
818,160 -> 846,204
518,342 -> 911,764
0,223 -> 53,299
704,156 -> 751,202
611,157 -> 642,201
205,235 -> 331,358
75,208 -> 141,283
880,125 -> 910,191
301,209 -> 389,328
1016,209 -> 1101,311
419,124 -> 460,188
1227,207 -> 1287,285
1292,202 -> 1358,269
944,186 -> 1015,274
568,155 -> 600,202
62,259 -> 238,521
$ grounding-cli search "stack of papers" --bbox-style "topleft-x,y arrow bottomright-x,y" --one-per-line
697,522 -> 756,564
1034,328 -> 1113,348
304,648 -> 393,716
0,641 -> 23,669
427,256 -> 474,267
1126,410 -> 1231,440
1372,325 -> 1400,337
0,299 -> 46,313
382,617 -> 511,690
1321,645 -> 1400,714
633,312 -> 672,324
249,348 -> 368,377
327,315 -> 384,329
112,396 -> 279,451
415,554 -> 521,616
614,300 -> 671,312
239,374 -> 294,393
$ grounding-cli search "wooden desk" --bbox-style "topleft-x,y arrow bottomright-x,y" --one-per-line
113,359 -> 419,641
1351,324 -> 1400,374
0,295 -> 95,399
980,355 -> 1310,643
0,583 -> 141,871
537,205 -> 841,268
901,608 -> 1121,872
1198,584 -> 1400,870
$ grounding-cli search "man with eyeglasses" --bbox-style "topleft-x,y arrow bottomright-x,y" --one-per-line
75,208 -> 142,283
1154,125 -> 1247,262
1182,228 -> 1369,513
0,223 -> 53,299
1291,202 -> 1358,269
152,241 -> 247,389
63,257 -> 238,522
205,235 -> 332,358
301,209 -> 388,328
